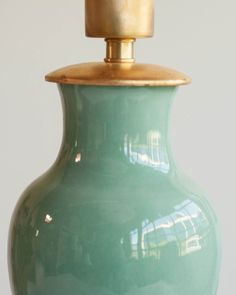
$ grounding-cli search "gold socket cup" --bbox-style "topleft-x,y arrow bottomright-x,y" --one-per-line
85,0 -> 154,38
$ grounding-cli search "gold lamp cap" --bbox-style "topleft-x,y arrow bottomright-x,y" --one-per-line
85,0 -> 154,38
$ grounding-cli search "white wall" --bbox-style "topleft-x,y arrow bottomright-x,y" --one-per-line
1,1 -> 235,294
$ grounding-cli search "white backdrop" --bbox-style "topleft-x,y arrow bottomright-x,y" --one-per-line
1,1 -> 236,294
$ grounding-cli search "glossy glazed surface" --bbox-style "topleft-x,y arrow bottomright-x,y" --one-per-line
9,86 -> 220,295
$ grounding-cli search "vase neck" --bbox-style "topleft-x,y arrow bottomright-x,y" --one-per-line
56,85 -> 177,174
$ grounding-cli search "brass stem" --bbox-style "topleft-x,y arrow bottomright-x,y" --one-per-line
104,38 -> 135,63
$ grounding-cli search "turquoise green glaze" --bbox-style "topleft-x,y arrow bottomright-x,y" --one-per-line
9,85 -> 220,295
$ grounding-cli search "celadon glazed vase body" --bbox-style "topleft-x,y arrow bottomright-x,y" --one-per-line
8,85 -> 220,295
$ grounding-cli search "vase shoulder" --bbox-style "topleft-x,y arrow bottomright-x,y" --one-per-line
9,164 -> 220,295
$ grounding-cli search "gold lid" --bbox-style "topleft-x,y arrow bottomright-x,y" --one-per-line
45,0 -> 191,86
45,62 -> 191,86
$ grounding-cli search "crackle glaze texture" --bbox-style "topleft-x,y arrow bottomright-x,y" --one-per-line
8,86 -> 220,295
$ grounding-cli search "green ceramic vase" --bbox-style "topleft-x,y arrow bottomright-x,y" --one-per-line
8,85 -> 220,295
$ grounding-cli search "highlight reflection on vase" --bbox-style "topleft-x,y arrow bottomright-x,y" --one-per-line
130,199 -> 208,259
8,86 -> 220,295
124,130 -> 170,173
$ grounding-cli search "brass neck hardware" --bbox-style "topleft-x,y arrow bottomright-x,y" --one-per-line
45,0 -> 191,86
105,38 -> 135,63
85,0 -> 154,64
